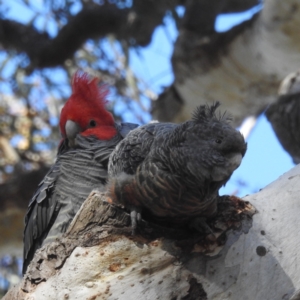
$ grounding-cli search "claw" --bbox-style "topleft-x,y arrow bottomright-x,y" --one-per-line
130,207 -> 142,235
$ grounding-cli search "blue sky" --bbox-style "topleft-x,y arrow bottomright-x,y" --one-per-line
2,1 -> 295,196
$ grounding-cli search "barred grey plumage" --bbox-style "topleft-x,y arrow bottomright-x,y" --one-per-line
108,102 -> 247,233
22,71 -> 138,274
23,124 -> 137,275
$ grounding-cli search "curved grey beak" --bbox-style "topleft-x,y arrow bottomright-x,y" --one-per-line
65,120 -> 81,147
211,152 -> 243,182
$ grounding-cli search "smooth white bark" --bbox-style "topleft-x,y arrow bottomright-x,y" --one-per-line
6,164 -> 300,300
174,0 -> 300,125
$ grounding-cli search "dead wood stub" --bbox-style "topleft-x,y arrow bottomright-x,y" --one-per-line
15,191 -> 255,297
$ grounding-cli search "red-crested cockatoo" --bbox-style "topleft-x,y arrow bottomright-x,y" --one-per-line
22,71 -> 138,274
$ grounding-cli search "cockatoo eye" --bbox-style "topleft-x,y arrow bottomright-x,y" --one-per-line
89,120 -> 96,127
215,138 -> 222,144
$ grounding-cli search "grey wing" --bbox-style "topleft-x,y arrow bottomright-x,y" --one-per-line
22,160 -> 61,275
109,123 -> 161,176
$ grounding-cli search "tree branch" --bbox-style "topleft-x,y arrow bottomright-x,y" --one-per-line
0,1 -> 179,71
6,164 -> 300,299
153,14 -> 259,123
154,0 -> 300,126
4,190 -> 254,299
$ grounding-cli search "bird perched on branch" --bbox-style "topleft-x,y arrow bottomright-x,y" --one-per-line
266,70 -> 300,164
22,71 -> 138,274
108,102 -> 247,233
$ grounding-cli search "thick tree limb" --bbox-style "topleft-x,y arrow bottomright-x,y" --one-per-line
6,163 -> 300,299
6,164 -> 300,299
180,0 -> 261,35
4,188 -> 256,299
0,0 -> 262,73
0,1 -> 179,71
154,0 -> 300,126
221,0 -> 260,13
